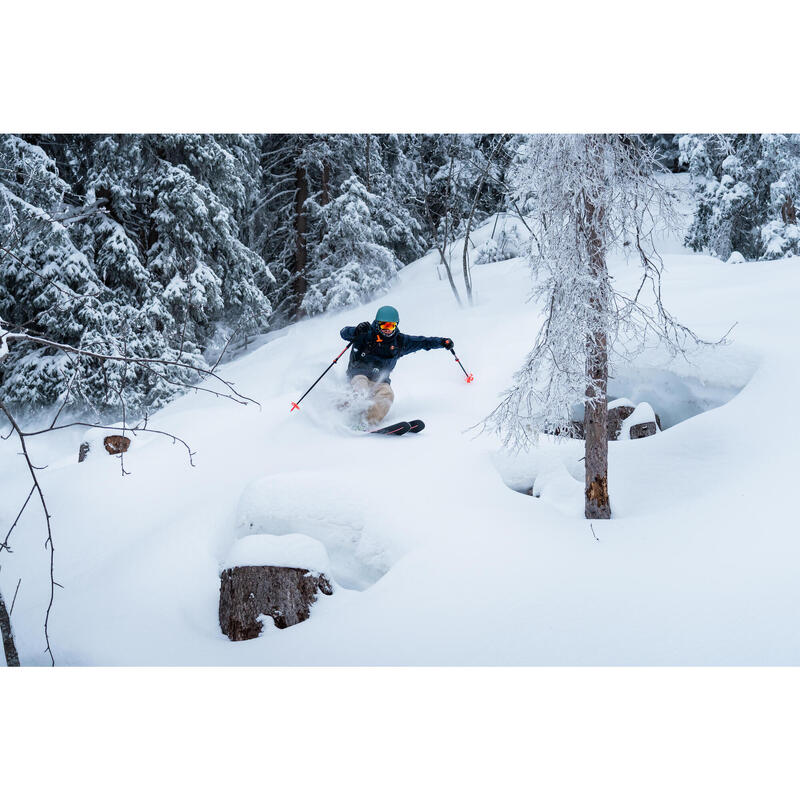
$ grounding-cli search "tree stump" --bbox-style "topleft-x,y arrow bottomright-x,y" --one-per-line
78,442 -> 90,462
219,566 -> 333,641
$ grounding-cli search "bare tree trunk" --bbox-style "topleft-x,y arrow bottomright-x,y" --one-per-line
321,160 -> 331,206
462,135 -> 507,305
435,244 -> 462,306
0,587 -> 20,667
583,193 -> 611,520
422,151 -> 462,307
781,195 -> 796,224
584,327 -> 610,518
365,134 -> 371,193
293,164 -> 308,317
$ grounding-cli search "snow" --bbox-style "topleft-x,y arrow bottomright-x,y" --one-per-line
223,534 -> 330,573
2,177 -> 800,665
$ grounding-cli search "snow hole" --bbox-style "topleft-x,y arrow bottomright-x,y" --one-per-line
495,365 -> 748,510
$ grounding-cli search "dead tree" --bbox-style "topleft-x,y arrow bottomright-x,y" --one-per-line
484,135 -> 727,520
581,190 -> 611,518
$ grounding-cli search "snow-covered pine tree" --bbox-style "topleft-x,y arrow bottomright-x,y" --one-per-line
680,134 -> 800,261
301,176 -> 398,315
365,135 -> 428,264
486,134 -> 707,520
258,134 -> 430,321
0,135 -> 109,411
1,134 -> 273,416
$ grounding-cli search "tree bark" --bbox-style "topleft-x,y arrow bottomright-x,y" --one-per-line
321,160 -> 331,206
0,587 -> 20,667
365,134 -> 371,193
219,565 -> 333,641
584,328 -> 610,518
293,164 -> 309,316
582,193 -> 611,520
781,195 -> 796,224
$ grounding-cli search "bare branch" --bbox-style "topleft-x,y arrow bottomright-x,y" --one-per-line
0,401 -> 57,666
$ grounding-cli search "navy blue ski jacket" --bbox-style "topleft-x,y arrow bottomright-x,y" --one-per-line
340,322 -> 447,384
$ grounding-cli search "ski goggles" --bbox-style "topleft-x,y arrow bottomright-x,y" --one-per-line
378,321 -> 397,331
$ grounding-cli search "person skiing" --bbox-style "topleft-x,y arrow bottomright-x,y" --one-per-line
340,305 -> 453,428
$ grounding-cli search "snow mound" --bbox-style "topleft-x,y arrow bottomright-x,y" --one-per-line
235,472 -> 392,590
223,533 -> 330,574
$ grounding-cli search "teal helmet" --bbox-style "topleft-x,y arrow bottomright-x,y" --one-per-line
374,305 -> 399,325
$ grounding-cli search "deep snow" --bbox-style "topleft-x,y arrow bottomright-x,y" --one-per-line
2,180 -> 799,665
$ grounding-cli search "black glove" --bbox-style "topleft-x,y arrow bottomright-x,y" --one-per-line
355,321 -> 371,336
441,338 -> 454,350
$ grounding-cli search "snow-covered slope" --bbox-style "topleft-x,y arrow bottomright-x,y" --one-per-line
2,189 -> 799,665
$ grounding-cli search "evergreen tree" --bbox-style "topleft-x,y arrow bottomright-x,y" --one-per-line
680,134 -> 800,261
0,134 -> 274,415
301,176 -> 398,315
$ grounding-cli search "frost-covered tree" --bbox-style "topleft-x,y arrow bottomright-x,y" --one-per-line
301,177 -> 398,315
680,134 -> 800,261
473,223 -> 522,264
486,134 -> 712,519
641,134 -> 683,172
417,133 -> 512,305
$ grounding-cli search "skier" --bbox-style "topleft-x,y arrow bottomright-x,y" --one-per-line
340,305 -> 453,428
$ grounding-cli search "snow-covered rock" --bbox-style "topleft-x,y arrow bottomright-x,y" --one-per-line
619,402 -> 660,440
607,398 -> 636,440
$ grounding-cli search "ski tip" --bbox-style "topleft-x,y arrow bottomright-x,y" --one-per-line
408,419 -> 425,433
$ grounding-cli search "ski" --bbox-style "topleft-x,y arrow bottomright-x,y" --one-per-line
367,419 -> 425,436
370,421 -> 412,436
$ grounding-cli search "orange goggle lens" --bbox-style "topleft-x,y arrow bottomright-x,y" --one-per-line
379,321 -> 397,331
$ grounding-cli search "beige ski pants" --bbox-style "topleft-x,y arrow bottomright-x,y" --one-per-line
350,374 -> 395,426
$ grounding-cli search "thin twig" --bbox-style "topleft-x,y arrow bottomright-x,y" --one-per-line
10,578 -> 21,616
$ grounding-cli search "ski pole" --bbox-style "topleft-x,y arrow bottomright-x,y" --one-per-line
290,341 -> 353,411
450,348 -> 474,383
